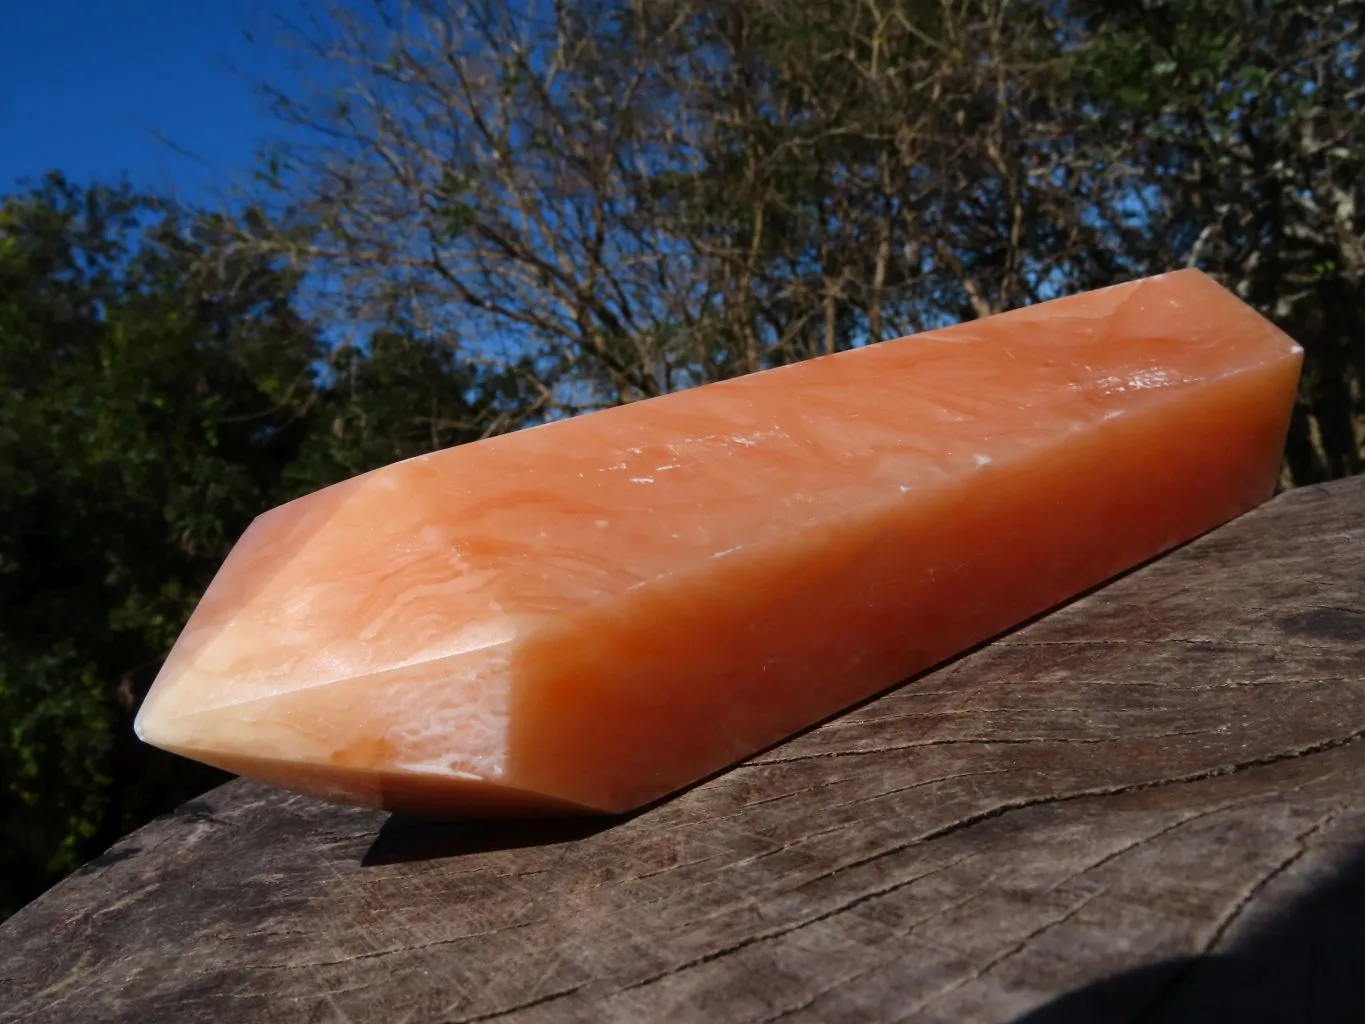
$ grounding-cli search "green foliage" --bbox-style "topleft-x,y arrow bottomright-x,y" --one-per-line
0,178 -> 299,916
1069,0 -> 1365,482
0,176 -> 508,919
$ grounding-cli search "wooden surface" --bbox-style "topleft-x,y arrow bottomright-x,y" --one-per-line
2,475 -> 1363,1024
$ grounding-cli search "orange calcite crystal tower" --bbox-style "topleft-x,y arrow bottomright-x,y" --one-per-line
135,270 -> 1303,816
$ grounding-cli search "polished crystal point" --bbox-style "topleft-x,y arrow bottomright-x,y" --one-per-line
136,270 -> 1303,816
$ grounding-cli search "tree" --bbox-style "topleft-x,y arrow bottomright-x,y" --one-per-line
1069,0 -> 1365,485
243,1 -> 1126,395
0,178 -> 316,917
0,176 -> 511,919
249,0 -> 1362,484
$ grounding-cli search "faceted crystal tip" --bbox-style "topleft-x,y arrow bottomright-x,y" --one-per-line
131,471 -> 601,817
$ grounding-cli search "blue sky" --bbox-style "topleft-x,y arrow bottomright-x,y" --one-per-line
0,1 -> 299,205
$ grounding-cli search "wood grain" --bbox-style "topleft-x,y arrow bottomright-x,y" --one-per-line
2,474 -> 1362,1024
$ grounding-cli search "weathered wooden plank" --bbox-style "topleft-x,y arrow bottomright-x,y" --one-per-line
2,474 -> 1362,1024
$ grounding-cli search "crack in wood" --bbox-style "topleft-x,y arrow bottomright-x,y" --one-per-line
999,637 -> 1353,653
909,730 -> 1365,850
749,727 -> 1228,766
613,852 -> 983,996
900,886 -> 1112,1021
241,919 -> 545,972
1132,810 -> 1343,1023
440,983 -> 587,1024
